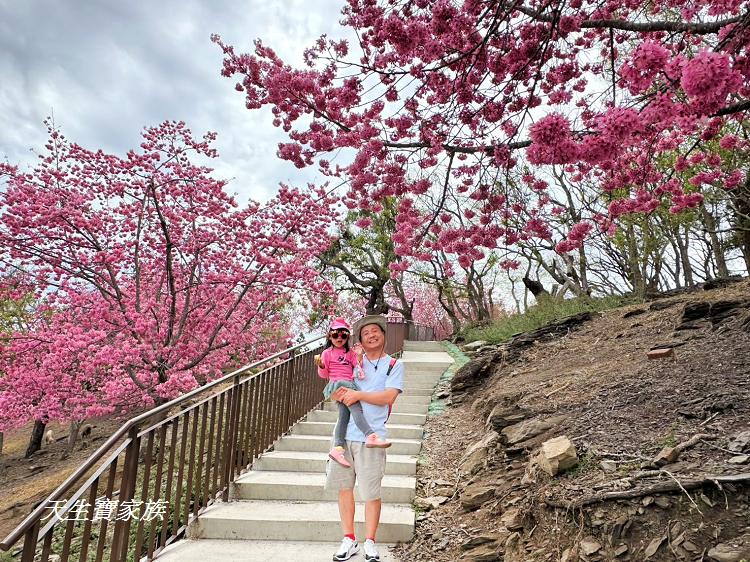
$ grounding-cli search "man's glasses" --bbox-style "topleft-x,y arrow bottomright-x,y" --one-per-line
329,330 -> 349,340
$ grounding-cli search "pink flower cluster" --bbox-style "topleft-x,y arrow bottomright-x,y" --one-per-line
620,41 -> 671,94
213,0 -> 750,272
680,50 -> 743,114
555,221 -> 593,253
0,121 -> 336,430
527,114 -> 579,165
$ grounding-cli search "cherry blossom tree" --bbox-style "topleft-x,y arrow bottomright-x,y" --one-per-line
319,197 -> 414,316
317,194 -> 487,334
384,274 -> 455,339
214,0 -> 750,274
0,121 -> 335,452
0,273 -> 37,457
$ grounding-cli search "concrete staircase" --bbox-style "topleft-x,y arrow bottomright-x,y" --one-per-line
158,342 -> 453,562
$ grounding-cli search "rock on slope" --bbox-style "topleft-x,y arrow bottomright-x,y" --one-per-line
394,280 -> 750,562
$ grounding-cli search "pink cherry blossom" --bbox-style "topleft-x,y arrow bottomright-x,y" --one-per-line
0,121 -> 336,430
211,3 -> 749,274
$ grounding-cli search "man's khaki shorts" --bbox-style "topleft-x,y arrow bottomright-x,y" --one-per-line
324,440 -> 387,501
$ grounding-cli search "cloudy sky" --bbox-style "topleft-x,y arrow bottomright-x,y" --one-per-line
0,0 -> 348,203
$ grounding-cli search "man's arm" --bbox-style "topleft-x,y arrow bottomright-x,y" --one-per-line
334,387 -> 399,407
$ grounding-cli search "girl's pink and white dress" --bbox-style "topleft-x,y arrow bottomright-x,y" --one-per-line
318,347 -> 361,398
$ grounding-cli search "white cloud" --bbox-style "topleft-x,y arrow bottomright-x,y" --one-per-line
0,0 -> 348,203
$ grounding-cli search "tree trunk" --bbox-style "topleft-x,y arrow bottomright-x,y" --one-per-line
666,232 -> 682,289
576,247 -> 591,296
0,431 -> 4,456
67,420 -> 83,454
625,224 -> 645,296
674,225 -> 694,287
389,276 -> 414,321
650,251 -> 663,294
508,273 -> 522,314
730,174 -> 750,273
25,419 -> 47,458
365,284 -> 389,315
701,206 -> 729,278
522,276 -> 550,300
444,305 -> 461,335
738,220 -> 750,273
433,282 -> 461,335
466,272 -> 487,321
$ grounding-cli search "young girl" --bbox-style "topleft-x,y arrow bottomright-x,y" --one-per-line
316,317 -> 390,468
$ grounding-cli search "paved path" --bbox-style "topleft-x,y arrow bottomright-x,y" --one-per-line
158,341 -> 453,561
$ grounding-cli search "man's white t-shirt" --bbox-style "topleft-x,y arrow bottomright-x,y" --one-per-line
345,354 -> 404,442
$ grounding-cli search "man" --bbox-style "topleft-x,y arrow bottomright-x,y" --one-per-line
326,314 -> 404,562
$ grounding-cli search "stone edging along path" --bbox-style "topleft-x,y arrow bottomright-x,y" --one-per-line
157,341 -> 454,561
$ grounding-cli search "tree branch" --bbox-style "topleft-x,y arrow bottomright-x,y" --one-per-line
515,4 -> 743,34
713,98 -> 750,117
384,139 -> 531,154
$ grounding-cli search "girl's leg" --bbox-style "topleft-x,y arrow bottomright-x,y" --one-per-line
329,401 -> 353,468
347,401 -> 374,436
348,401 -> 391,449
334,402 -> 351,447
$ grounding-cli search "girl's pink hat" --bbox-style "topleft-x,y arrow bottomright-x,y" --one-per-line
329,317 -> 351,331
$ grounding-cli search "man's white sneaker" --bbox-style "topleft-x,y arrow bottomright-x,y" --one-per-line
332,537 -> 359,561
363,539 -> 380,561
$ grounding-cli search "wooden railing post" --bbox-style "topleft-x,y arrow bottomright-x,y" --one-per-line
222,374 -> 242,502
110,425 -> 141,562
19,519 -> 39,562
283,350 -> 297,429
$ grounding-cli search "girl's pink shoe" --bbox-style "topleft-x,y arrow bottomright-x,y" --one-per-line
365,433 -> 391,448
329,446 -> 352,468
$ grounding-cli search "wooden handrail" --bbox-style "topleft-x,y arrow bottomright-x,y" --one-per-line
1,318 -> 436,558
0,335 -> 325,550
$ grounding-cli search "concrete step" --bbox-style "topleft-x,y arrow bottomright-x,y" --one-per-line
253,450 -> 417,475
402,379 -> 440,390
292,421 -> 423,440
322,400 -> 428,415
401,389 -> 437,398
399,386 -> 434,396
403,369 -> 450,378
402,365 -> 451,375
403,359 -> 450,367
403,383 -> 441,391
401,350 -> 453,362
405,365 -> 448,373
403,341 -> 445,352
232,471 -> 416,503
404,371 -> 444,380
189,500 -> 414,542
307,409 -> 427,426
403,357 -> 452,365
158,539 -> 400,562
401,365 -> 453,374
274,434 -> 422,455
393,394 -> 431,405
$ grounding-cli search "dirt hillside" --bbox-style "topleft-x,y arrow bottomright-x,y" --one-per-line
0,418 -> 126,542
394,280 -> 750,562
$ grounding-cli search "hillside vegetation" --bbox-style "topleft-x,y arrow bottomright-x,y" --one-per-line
398,279 -> 750,562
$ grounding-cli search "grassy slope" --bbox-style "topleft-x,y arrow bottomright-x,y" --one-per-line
461,295 -> 635,344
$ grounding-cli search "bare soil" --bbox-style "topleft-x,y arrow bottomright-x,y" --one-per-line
393,280 -> 750,561
0,417 -> 127,542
